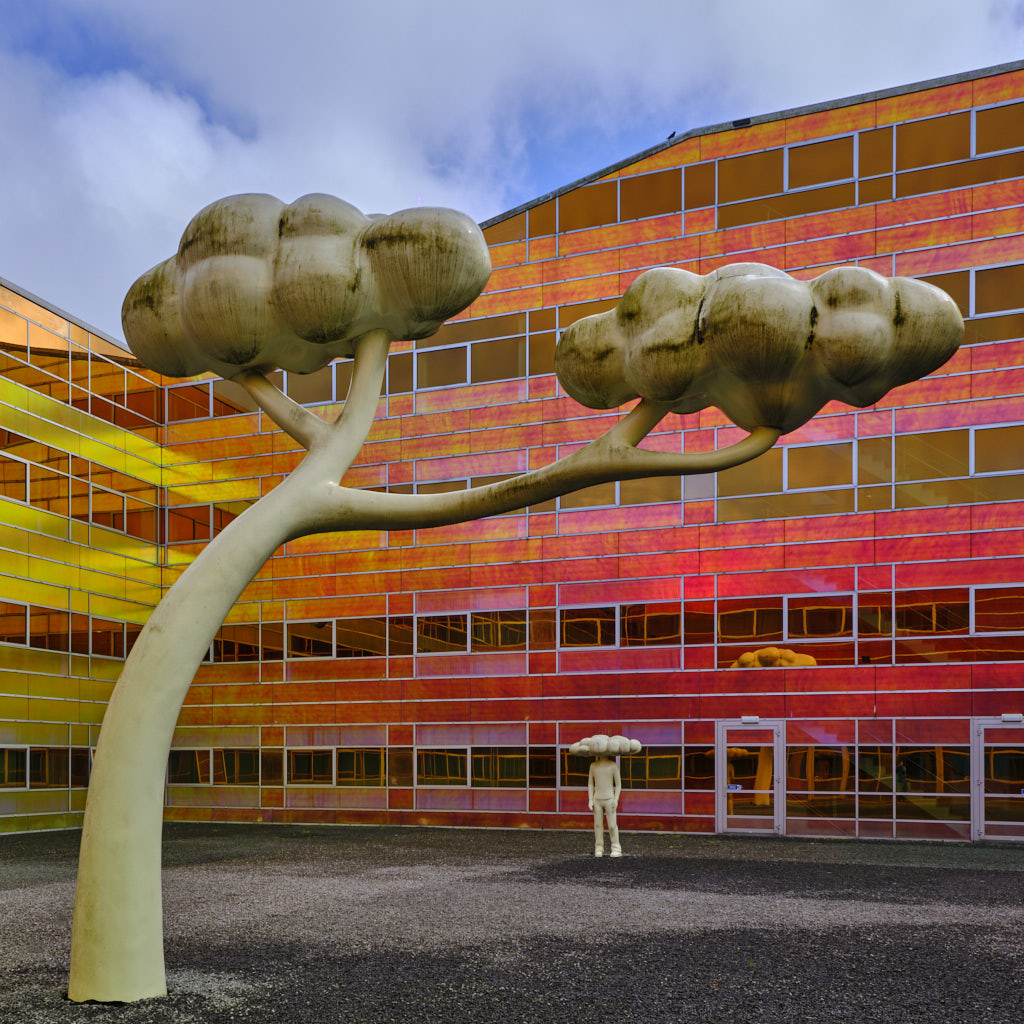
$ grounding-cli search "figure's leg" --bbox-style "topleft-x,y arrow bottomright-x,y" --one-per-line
593,801 -> 604,856
607,802 -> 621,856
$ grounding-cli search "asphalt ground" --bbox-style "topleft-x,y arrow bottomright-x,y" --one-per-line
2,823 -> 1023,1023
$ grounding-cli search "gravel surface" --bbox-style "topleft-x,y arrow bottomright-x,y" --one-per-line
2,823 -> 1023,1023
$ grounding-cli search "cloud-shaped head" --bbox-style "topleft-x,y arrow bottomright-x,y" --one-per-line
555,263 -> 963,433
569,733 -> 642,756
122,193 -> 491,378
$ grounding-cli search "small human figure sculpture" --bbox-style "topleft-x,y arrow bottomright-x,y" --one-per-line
589,753 -> 621,857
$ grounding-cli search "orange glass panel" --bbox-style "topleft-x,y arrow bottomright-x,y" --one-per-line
470,337 -> 525,383
620,169 -> 681,221
896,150 -> 1024,198
560,481 -> 616,509
417,347 -> 466,389
788,136 -> 853,188
975,263 -> 1024,315
529,200 -> 556,237
895,112 -> 970,170
918,271 -> 969,317
684,162 -> 716,208
387,351 -> 413,394
858,127 -> 892,176
858,176 -> 893,204
483,213 -> 527,245
559,181 -> 617,233
718,149 -> 783,203
718,183 -> 854,229
975,100 -> 1024,154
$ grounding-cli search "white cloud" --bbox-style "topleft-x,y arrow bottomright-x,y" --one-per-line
0,0 -> 1021,338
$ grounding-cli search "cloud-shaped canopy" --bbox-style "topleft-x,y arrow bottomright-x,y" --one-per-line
569,734 -> 642,755
122,193 -> 491,379
555,263 -> 963,434
731,646 -> 817,668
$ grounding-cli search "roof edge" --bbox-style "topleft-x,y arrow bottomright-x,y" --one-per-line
480,59 -> 1024,229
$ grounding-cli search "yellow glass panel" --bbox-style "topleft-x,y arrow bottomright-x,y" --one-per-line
858,437 -> 892,484
717,448 -> 783,497
619,476 -> 681,505
976,424 -> 1024,474
528,333 -> 556,376
560,481 -> 616,509
788,443 -> 852,489
894,430 -> 968,481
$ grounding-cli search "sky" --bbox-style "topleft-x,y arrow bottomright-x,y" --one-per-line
0,0 -> 1022,342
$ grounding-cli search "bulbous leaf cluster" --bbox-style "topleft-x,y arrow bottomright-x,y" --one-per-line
122,193 -> 491,379
555,263 -> 963,433
569,733 -> 642,755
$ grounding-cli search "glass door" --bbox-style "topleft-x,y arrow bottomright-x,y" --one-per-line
715,721 -> 784,834
972,718 -> 1024,841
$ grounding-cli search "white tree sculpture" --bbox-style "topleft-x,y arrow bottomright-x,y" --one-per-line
67,192 -> 963,1002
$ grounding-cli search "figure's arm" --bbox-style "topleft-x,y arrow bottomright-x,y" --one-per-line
612,761 -> 621,807
588,763 -> 596,810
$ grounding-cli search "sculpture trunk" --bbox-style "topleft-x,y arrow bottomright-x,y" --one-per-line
67,466 -> 316,1002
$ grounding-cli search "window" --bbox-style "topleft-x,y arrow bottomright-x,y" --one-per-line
417,748 -> 467,786
621,747 -> 682,790
288,749 -> 332,785
471,611 -> 527,652
213,749 -> 259,785
620,603 -> 681,647
336,748 -> 386,787
0,748 -> 27,788
168,750 -> 210,785
29,747 -> 69,787
417,614 -> 467,654
286,621 -> 334,658
471,747 -> 527,788
560,607 -> 615,647
336,617 -> 388,658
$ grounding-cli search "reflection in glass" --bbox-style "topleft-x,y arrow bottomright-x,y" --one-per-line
417,614 -> 468,653
336,748 -> 386,786
620,603 -> 681,647
213,749 -> 259,785
895,746 -> 970,793
857,747 -> 893,791
621,746 -> 682,789
471,747 -> 527,788
0,748 -> 27,788
683,747 -> 715,790
168,749 -> 210,785
417,748 -> 467,786
471,611 -> 527,652
560,607 -> 615,647
288,749 -> 332,784
529,748 -> 556,788
560,751 -> 592,788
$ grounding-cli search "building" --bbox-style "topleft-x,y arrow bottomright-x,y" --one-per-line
2,61 -> 1023,841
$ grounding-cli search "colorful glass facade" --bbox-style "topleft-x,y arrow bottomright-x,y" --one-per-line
2,63 -> 1024,840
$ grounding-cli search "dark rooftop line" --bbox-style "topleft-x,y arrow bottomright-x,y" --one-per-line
480,58 -> 1024,230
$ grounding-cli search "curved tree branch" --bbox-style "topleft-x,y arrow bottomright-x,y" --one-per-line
233,368 -> 331,451
297,402 -> 780,534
